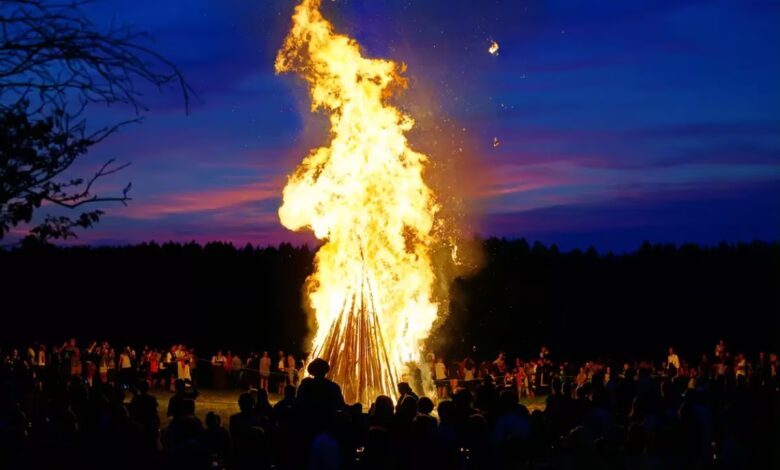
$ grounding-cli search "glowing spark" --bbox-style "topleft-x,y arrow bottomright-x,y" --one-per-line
488,40 -> 499,56
493,136 -> 501,148
275,0 -> 443,403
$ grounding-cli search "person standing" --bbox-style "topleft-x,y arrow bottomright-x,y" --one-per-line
735,353 -> 748,384
493,352 -> 507,376
667,347 -> 680,377
70,348 -> 82,378
259,351 -> 271,392
107,348 -> 117,384
189,348 -> 198,387
715,339 -> 726,360
211,350 -> 226,367
463,357 -> 476,382
36,345 -> 46,375
277,351 -> 286,395
97,347 -> 108,384
159,349 -> 171,390
149,350 -> 159,387
230,353 -> 242,389
286,354 -> 296,387
178,353 -> 193,384
119,347 -> 133,389
211,350 -> 227,389
434,356 -> 447,399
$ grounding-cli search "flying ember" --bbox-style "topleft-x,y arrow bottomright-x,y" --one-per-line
275,0 -> 445,403
489,40 -> 499,56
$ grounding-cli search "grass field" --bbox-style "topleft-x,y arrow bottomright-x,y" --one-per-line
149,388 -> 547,428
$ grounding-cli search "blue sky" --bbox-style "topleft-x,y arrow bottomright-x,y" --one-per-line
16,0 -> 779,252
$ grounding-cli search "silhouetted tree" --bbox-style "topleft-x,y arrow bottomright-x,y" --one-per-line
1,239 -> 778,358
0,0 -> 191,241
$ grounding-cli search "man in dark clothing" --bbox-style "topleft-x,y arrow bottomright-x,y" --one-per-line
396,382 -> 418,412
167,379 -> 199,419
273,384 -> 297,418
129,379 -> 160,453
295,358 -> 345,429
230,392 -> 263,465
164,399 -> 209,468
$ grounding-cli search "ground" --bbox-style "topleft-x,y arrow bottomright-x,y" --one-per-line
147,388 -> 547,428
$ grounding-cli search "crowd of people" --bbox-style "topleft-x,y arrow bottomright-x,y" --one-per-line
1,338 -> 778,469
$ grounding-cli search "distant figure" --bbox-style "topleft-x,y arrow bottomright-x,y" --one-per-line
296,358 -> 345,429
259,351 -> 271,391
212,350 -> 228,389
286,354 -> 296,386
435,356 -> 447,398
735,353 -> 748,382
464,357 -> 476,381
70,348 -> 82,377
667,347 -> 680,376
715,339 -> 726,360
231,353 -> 242,388
178,354 -> 192,384
575,367 -> 587,387
493,351 -> 507,374
148,350 -> 159,386
211,350 -> 227,367
277,351 -> 286,394
162,348 -> 174,390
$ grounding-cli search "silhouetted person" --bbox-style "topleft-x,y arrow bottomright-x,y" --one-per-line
361,426 -> 395,470
236,426 -> 270,470
128,379 -> 159,454
204,411 -> 230,468
273,384 -> 297,420
167,378 -> 199,419
230,392 -> 262,464
368,395 -> 394,430
254,387 -> 274,418
296,358 -> 345,430
164,398 -> 208,469
396,382 -> 418,406
417,396 -> 434,416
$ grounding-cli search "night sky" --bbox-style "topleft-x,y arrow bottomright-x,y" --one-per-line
23,0 -> 780,252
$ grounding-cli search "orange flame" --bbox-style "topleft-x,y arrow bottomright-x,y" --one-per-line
275,0 -> 443,396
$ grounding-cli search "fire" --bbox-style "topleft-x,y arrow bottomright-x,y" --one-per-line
275,0 -> 443,402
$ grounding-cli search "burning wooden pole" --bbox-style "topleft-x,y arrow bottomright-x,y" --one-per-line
310,264 -> 398,405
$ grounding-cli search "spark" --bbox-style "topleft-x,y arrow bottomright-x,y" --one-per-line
488,40 -> 499,56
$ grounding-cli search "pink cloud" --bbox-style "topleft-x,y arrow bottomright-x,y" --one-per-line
475,160 -> 583,199
122,181 -> 282,220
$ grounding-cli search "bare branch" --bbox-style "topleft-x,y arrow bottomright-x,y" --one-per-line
0,0 -> 191,241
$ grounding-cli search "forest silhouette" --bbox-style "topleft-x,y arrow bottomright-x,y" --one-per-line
2,238 -> 777,359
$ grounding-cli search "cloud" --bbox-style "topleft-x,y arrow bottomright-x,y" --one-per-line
122,181 -> 281,220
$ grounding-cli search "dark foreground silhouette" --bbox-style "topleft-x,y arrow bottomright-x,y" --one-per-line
2,349 -> 779,469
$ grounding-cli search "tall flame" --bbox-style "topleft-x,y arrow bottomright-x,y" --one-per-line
275,0 -> 441,401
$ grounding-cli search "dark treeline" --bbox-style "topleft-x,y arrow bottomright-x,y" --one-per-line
2,239 -> 778,360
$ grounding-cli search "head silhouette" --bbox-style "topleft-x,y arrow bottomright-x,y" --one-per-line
238,392 -> 255,413
307,358 -> 330,378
